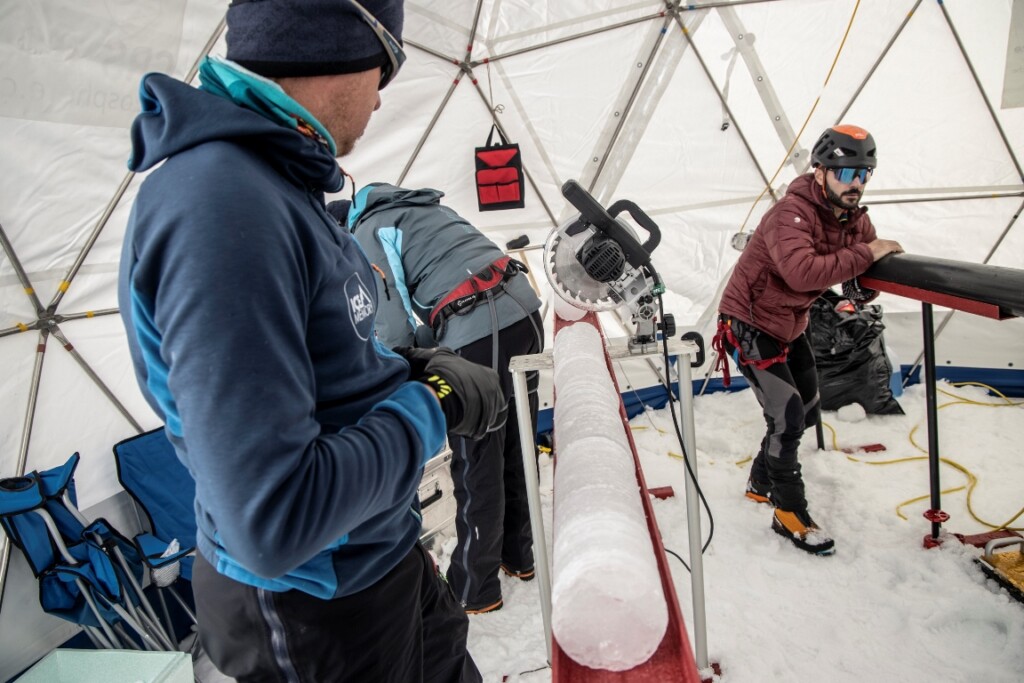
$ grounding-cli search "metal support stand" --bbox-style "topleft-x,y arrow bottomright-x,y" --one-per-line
510,335 -> 708,670
921,302 -> 947,543
674,351 -> 709,670
510,353 -> 554,662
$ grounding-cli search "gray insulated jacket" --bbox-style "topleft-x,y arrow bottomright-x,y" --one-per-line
345,184 -> 541,351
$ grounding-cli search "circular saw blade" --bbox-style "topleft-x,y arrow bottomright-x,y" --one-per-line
543,218 -> 621,311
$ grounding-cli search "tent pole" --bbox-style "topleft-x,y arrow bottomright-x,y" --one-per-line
584,14 -> 673,194
0,222 -> 46,319
868,191 -> 1024,205
183,16 -> 227,85
46,326 -> 143,433
818,0 -> 923,174
48,308 -> 120,324
45,171 -> 135,314
45,15 -> 226,315
464,0 -> 485,59
0,329 -> 50,615
395,70 -> 461,186
716,5 -> 803,177
670,10 -> 777,197
474,12 -> 664,66
471,0 -> 783,68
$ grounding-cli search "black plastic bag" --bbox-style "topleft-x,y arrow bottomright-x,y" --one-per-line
809,290 -> 903,415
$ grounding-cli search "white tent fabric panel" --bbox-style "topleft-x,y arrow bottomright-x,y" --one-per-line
0,123 -> 129,297
2,1 -> 1024,678
847,11 -> 1019,190
868,196 -> 1021,262
477,1 -> 658,56
989,200 -> 1024,268
1,0 -> 1021,540
652,204 -> 754,319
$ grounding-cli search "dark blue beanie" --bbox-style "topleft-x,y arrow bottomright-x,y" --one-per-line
226,0 -> 404,78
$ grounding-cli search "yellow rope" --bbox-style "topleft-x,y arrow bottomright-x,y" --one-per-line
826,381 -> 1024,530
939,382 -> 1024,407
644,379 -> 1022,529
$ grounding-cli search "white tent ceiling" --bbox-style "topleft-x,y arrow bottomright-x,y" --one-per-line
2,0 -> 1023,675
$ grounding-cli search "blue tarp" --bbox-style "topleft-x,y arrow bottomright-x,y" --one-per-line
535,365 -> 1022,436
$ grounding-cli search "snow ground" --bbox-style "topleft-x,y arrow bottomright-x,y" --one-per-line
194,379 -> 1024,683
455,380 -> 1024,683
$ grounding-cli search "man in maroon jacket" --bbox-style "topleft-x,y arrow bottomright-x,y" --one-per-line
716,125 -> 903,555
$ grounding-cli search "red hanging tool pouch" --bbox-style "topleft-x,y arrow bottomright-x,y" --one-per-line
475,124 -> 525,211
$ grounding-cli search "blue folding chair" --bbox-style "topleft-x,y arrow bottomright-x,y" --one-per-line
113,428 -> 198,640
0,453 -> 176,651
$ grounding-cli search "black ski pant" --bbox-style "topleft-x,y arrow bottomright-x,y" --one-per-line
721,316 -> 820,512
447,311 -> 542,609
192,543 -> 481,683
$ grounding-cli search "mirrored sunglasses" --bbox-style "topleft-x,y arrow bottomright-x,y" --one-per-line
831,167 -> 873,184
346,0 -> 407,89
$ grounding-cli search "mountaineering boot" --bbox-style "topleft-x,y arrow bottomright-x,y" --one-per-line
745,478 -> 773,505
464,598 -> 503,615
772,509 -> 835,556
500,563 -> 535,582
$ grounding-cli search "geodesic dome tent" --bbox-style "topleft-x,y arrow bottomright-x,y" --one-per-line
2,0 -> 1023,676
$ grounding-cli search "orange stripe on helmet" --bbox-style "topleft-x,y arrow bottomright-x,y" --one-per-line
832,124 -> 869,140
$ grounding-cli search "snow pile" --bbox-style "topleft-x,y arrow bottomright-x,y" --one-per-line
837,402 -> 868,422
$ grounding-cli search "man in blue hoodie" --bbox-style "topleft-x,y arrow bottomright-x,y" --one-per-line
118,2 -> 499,681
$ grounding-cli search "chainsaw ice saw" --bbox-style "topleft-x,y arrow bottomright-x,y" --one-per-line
544,180 -> 674,350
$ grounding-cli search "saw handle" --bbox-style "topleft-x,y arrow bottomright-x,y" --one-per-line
561,180 -> 660,269
607,199 -> 661,255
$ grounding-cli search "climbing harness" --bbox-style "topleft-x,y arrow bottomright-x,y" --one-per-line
428,256 -> 528,339
712,315 -> 790,387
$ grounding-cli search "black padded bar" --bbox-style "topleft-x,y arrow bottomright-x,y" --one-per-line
863,254 -> 1024,319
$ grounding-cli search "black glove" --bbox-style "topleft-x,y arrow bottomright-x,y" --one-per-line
393,346 -> 506,439
842,276 -> 877,303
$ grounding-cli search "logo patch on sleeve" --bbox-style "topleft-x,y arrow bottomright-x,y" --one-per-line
345,273 -> 375,340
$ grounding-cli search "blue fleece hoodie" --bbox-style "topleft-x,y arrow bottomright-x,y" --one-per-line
118,72 -> 447,599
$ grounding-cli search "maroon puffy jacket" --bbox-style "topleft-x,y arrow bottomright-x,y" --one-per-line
719,173 -> 876,343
